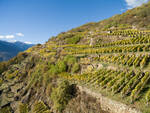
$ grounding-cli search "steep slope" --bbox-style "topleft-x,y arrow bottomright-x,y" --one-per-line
1,1 -> 150,113
0,40 -> 34,61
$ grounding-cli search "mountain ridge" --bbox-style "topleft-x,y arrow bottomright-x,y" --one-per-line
0,40 -> 34,61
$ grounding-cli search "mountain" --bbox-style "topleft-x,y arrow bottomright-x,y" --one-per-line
0,40 -> 34,61
13,41 -> 34,50
0,1 -> 150,113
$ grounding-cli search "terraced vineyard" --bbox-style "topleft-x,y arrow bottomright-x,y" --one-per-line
10,28 -> 149,113
1,1 -> 150,112
38,29 -> 150,112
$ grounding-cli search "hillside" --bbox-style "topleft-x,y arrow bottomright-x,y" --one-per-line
0,1 -> 150,113
0,40 -> 34,61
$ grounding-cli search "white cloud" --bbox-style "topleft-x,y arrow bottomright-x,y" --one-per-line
0,33 -> 31,44
0,35 -> 15,39
5,35 -> 15,39
125,0 -> 149,9
24,41 -> 32,44
16,33 -> 24,37
0,33 -> 24,40
0,35 -> 5,39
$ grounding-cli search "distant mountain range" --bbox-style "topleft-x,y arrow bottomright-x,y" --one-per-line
0,40 -> 34,61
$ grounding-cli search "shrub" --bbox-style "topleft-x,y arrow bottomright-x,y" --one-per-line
64,55 -> 77,65
48,60 -> 67,75
0,106 -> 12,113
64,55 -> 77,72
19,103 -> 28,113
49,64 -> 59,75
46,83 -> 53,97
131,72 -> 149,102
133,56 -> 140,67
0,62 -> 7,74
72,63 -> 80,73
32,101 -> 49,113
56,61 -> 67,73
140,55 -> 149,68
0,78 -> 3,86
66,35 -> 82,44
145,89 -> 150,103
51,80 -> 76,112
127,56 -> 135,66
42,72 -> 53,87
131,82 -> 142,101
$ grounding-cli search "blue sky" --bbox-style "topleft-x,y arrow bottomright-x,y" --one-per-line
0,0 -> 148,44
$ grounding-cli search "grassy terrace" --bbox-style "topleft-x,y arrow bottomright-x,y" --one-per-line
63,44 -> 150,55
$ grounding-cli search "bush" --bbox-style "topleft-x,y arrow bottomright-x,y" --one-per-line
127,56 -> 135,66
140,55 -> 149,68
133,56 -> 140,67
0,106 -> 12,113
66,35 -> 82,44
32,101 -> 49,113
0,62 -> 7,74
51,80 -> 76,112
64,55 -> 77,72
0,78 -> 3,86
72,63 -> 80,73
19,103 -> 28,113
46,83 -> 53,97
145,89 -> 150,103
56,61 -> 67,73
48,60 -> 67,75
49,64 -> 59,75
42,72 -> 53,87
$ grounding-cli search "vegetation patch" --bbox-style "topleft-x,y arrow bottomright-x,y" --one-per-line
66,34 -> 82,44
51,80 -> 76,112
32,101 -> 50,113
0,106 -> 12,113
19,103 -> 29,113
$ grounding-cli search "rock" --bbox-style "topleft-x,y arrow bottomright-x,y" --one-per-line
0,93 -> 14,107
6,92 -> 14,98
0,83 -> 8,91
11,82 -> 24,93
